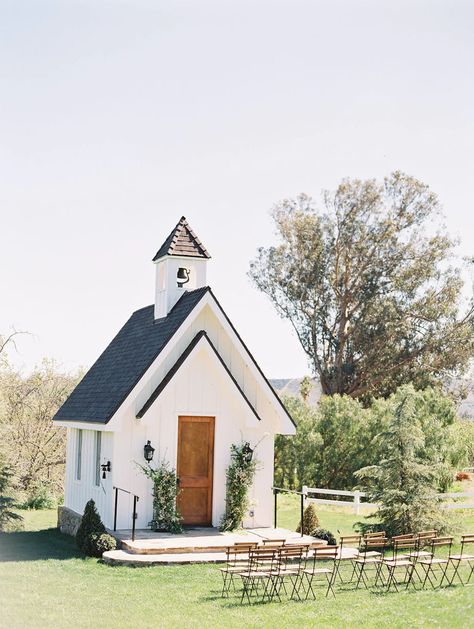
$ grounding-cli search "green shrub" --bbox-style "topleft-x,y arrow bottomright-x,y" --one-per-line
84,532 -> 117,558
20,483 -> 57,510
296,504 -> 320,535
220,442 -> 257,532
0,465 -> 23,532
139,461 -> 183,534
76,499 -> 106,552
312,528 -> 337,545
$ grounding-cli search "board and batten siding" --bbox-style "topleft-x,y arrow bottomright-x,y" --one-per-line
133,303 -> 273,429
112,339 -> 274,530
64,427 -> 114,528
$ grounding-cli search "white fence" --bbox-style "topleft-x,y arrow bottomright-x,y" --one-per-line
302,486 -> 474,515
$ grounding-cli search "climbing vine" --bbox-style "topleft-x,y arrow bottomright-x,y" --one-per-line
220,442 -> 257,532
139,460 -> 183,534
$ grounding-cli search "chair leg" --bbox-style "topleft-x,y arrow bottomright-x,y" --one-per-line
449,560 -> 464,586
326,571 -> 336,598
467,560 -> 474,584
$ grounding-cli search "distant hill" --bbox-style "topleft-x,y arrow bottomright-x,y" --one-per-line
269,377 -> 321,407
270,377 -> 474,419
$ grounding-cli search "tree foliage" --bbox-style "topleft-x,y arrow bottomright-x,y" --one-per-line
220,442 -> 257,532
0,359 -> 81,498
355,385 -> 454,536
274,397 -> 321,489
0,464 -> 23,532
250,172 -> 474,399
276,386 -> 464,493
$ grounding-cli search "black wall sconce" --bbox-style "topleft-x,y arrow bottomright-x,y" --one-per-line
144,440 -> 155,463
101,461 -> 111,479
242,442 -> 254,463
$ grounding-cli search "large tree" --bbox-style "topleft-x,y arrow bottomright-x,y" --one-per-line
250,172 -> 474,398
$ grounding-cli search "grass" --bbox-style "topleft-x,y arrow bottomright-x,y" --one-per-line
1,506 -> 473,629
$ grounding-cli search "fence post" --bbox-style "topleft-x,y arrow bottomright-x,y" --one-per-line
354,490 -> 360,515
302,486 -> 308,506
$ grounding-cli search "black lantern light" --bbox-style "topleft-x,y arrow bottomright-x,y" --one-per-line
242,442 -> 254,463
144,440 -> 155,463
177,267 -> 190,288
101,461 -> 111,479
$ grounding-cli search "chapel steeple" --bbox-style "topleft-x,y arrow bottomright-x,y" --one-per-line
153,217 -> 211,319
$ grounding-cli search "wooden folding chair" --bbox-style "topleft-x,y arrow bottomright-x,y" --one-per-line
381,537 -> 419,591
413,530 -> 438,559
445,534 -> 474,586
334,535 -> 361,583
261,538 -> 287,547
220,544 -> 256,597
353,537 -> 388,589
418,537 -> 452,589
238,547 -> 279,604
270,545 -> 308,601
302,544 -> 339,599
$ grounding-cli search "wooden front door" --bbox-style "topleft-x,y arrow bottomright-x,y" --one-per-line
177,416 -> 215,526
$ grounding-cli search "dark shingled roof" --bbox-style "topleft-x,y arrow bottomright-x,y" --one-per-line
53,287 -> 210,424
152,216 -> 211,261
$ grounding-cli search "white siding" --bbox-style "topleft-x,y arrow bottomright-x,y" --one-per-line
112,341 -> 274,530
64,427 -> 114,528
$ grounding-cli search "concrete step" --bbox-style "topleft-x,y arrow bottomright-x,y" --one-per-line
103,549 -> 227,566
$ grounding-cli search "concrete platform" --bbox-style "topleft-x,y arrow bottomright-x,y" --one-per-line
102,550 -> 228,566
112,527 -> 317,555
103,527 -> 331,566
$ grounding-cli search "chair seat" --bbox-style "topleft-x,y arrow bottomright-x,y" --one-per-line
271,569 -> 299,577
304,568 -> 332,575
449,554 -> 474,561
418,558 -> 448,566
220,566 -> 249,573
383,559 -> 412,567
412,550 -> 432,557
239,571 -> 272,578
399,551 -> 432,559
355,557 -> 381,565
358,551 -> 382,558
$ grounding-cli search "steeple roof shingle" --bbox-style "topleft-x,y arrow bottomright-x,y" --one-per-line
152,216 -> 211,261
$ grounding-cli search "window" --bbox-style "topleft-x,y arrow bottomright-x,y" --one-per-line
76,429 -> 83,481
94,431 -> 102,487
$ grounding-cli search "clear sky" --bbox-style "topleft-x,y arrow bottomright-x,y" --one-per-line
1,0 -> 473,378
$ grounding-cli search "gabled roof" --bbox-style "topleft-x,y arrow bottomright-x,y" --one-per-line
53,287 -> 210,424
207,290 -> 296,429
136,330 -> 261,421
152,216 -> 211,261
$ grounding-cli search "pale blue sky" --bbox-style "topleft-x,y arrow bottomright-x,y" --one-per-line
1,0 -> 473,377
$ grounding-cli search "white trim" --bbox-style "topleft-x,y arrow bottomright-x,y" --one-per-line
205,292 -> 295,434
138,333 -> 259,427
52,420 -> 117,431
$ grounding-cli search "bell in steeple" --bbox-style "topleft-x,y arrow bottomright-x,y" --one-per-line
153,217 -> 211,319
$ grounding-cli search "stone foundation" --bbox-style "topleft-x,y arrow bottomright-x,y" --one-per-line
57,506 -> 82,536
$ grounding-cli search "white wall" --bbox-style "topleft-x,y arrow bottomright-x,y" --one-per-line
64,427 -> 114,528
111,343 -> 274,530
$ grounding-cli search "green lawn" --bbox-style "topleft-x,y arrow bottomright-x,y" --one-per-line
1,507 -> 473,629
